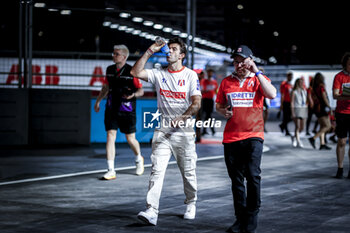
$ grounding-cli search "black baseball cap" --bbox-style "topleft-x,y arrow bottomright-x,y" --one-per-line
230,45 -> 253,59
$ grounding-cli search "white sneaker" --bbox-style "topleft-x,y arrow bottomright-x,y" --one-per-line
137,208 -> 158,225
101,170 -> 116,180
135,156 -> 144,176
292,137 -> 297,147
297,140 -> 304,148
183,204 -> 196,220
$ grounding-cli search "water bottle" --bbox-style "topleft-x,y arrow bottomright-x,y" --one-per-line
155,36 -> 170,56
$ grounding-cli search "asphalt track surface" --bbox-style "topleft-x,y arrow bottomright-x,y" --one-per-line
1,121 -> 350,233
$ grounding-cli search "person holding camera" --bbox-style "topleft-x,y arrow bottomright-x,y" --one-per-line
94,44 -> 144,180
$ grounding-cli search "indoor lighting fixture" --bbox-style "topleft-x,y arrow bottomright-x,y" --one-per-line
143,21 -> 154,26
125,27 -> 134,33
163,27 -> 173,33
139,32 -> 147,37
179,33 -> 188,38
103,21 -> 111,27
171,30 -> 181,35
118,25 -> 127,31
110,24 -> 119,29
60,10 -> 71,15
153,24 -> 163,30
34,3 -> 45,8
132,17 -> 143,22
119,12 -> 131,18
132,30 -> 141,35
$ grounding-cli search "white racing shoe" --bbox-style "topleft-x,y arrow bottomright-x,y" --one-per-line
137,208 -> 158,225
135,156 -> 144,176
100,170 -> 116,180
183,204 -> 196,220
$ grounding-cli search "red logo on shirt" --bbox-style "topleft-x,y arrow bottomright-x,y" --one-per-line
160,88 -> 186,99
178,79 -> 185,86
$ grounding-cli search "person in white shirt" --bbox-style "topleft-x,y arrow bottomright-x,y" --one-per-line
131,37 -> 202,225
291,78 -> 308,148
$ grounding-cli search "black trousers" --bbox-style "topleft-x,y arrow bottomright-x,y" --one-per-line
224,138 -> 263,232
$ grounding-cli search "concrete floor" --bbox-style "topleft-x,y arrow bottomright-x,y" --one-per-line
1,121 -> 350,233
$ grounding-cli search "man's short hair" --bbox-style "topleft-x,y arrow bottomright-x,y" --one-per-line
341,52 -> 350,69
168,37 -> 187,58
113,44 -> 129,59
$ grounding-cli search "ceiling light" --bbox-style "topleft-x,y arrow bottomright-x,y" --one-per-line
34,3 -> 45,8
153,24 -> 163,29
60,10 -> 71,15
179,33 -> 188,38
118,26 -> 127,31
48,8 -> 58,12
269,56 -> 277,63
198,39 -> 207,45
125,27 -> 134,33
132,30 -> 141,35
273,31 -> 279,37
237,4 -> 244,10
143,21 -> 154,26
163,27 -> 173,33
132,17 -> 143,22
172,30 -> 181,35
103,21 -> 111,27
119,12 -> 131,18
110,24 -> 119,29
139,32 -> 148,37
105,8 -> 114,10
193,37 -> 201,42
259,20 -> 264,25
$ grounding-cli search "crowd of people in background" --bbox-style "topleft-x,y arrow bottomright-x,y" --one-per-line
277,52 -> 350,179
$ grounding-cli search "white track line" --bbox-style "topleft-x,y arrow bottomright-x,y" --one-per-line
0,155 -> 224,186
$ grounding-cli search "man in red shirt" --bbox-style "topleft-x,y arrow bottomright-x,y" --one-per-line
201,69 -> 218,135
216,45 -> 276,233
279,71 -> 293,136
332,52 -> 350,179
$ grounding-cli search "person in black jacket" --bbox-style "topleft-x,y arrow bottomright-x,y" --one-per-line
94,44 -> 144,180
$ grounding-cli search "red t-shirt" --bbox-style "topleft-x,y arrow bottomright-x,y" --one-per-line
280,80 -> 292,102
216,73 -> 270,143
333,71 -> 350,114
201,78 -> 218,99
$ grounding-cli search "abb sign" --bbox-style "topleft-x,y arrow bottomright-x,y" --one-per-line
6,64 -> 105,86
0,58 -> 151,91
